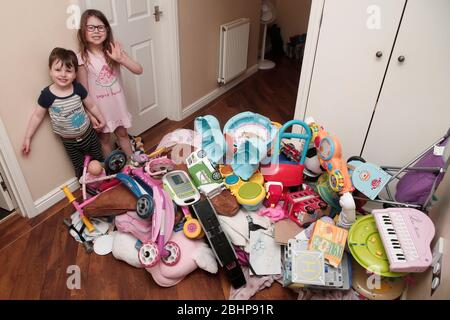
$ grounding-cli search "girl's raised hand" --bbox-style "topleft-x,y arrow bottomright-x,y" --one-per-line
107,41 -> 126,63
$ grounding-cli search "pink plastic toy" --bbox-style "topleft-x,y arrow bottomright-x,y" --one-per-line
137,177 -> 180,268
258,203 -> 286,222
264,182 -> 284,208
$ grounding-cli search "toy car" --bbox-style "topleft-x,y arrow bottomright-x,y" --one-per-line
186,150 -> 223,188
283,185 -> 328,227
281,142 -> 301,163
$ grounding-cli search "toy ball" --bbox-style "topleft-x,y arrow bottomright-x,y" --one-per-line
304,148 -> 323,176
88,160 -> 104,176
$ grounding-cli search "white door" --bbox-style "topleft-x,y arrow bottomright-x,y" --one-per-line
304,0 -> 406,159
0,172 -> 15,212
84,0 -> 168,135
362,0 -> 450,166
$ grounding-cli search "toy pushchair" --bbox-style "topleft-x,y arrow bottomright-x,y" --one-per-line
349,128 -> 450,213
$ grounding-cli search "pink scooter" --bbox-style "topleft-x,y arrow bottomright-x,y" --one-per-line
133,168 -> 180,268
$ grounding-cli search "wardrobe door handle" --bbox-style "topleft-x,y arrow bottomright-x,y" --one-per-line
398,55 -> 405,62
376,51 -> 383,58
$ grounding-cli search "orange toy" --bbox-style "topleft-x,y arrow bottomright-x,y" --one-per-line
307,120 -> 354,195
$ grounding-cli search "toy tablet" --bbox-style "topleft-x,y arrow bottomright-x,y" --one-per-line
348,215 -> 405,278
162,171 -> 200,206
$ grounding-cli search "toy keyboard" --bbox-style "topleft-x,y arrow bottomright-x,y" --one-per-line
373,208 -> 435,273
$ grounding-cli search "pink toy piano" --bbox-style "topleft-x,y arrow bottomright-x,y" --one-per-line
373,208 -> 435,273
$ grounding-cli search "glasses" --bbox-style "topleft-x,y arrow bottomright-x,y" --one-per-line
86,25 -> 107,33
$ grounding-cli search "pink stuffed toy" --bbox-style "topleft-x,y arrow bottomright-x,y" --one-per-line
146,231 -> 218,287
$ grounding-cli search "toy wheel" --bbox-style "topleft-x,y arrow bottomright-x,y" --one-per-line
347,156 -> 366,164
319,202 -> 328,210
162,241 -> 181,266
305,206 -> 315,215
329,171 -> 345,192
139,242 -> 160,268
183,219 -> 202,239
212,171 -> 222,181
197,150 -> 207,158
136,195 -> 154,219
105,150 -> 127,175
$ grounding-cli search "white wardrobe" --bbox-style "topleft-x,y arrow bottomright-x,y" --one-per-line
296,0 -> 450,166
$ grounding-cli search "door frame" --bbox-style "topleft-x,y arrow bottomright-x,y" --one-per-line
293,0 -> 325,122
80,0 -> 183,122
0,118 -> 37,218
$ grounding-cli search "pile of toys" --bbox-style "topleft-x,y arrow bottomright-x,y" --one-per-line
63,111 -> 447,300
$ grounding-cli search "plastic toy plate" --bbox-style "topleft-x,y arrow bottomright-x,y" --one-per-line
348,215 -> 405,278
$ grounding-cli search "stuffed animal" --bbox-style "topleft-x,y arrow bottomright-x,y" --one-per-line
111,230 -> 218,287
146,231 -> 218,287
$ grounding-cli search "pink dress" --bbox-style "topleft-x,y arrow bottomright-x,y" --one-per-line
77,51 -> 132,133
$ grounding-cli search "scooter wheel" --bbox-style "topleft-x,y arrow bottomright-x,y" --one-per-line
183,219 -> 202,239
139,242 -> 160,268
105,150 -> 127,175
136,195 -> 154,219
162,241 -> 181,266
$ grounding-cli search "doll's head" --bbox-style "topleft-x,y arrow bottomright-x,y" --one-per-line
88,160 -> 104,176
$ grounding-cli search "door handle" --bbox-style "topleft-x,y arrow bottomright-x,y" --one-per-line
376,51 -> 383,58
154,5 -> 163,22
398,55 -> 405,63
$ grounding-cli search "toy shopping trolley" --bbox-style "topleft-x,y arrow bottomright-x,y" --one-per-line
349,128 -> 450,212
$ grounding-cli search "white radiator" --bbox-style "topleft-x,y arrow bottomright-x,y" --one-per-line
218,18 -> 250,85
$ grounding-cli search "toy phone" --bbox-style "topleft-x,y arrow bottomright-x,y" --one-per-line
163,170 -> 201,206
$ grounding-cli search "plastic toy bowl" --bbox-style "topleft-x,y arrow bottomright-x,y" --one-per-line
236,182 -> 266,211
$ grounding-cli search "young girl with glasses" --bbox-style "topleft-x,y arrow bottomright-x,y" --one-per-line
77,9 -> 143,159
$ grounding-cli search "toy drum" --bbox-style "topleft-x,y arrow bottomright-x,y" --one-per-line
235,182 -> 266,211
225,175 -> 244,195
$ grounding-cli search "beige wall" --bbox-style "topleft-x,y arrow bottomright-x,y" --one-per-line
0,0 -> 80,201
274,0 -> 311,48
178,0 -> 261,108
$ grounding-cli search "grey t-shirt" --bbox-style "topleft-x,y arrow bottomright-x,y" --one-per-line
38,82 -> 91,138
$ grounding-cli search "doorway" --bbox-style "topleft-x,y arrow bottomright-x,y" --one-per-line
258,0 -> 312,115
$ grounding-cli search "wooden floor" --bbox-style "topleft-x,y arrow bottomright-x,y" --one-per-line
0,56 -> 302,300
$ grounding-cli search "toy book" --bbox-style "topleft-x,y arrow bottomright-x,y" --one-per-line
308,220 -> 348,267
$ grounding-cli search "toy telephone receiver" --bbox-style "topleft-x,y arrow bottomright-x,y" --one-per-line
306,118 -> 354,194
